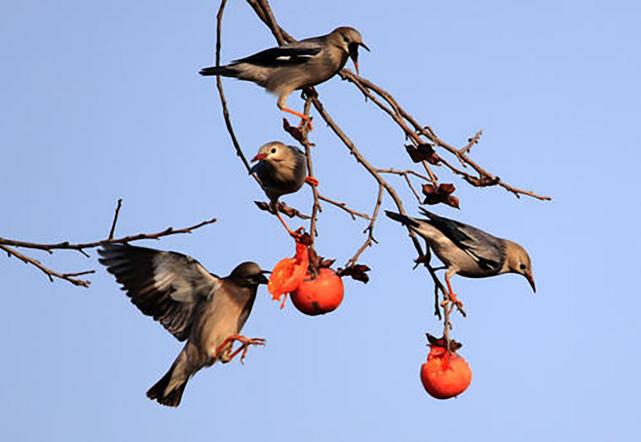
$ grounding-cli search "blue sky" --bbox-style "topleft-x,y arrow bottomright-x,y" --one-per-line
1,1 -> 640,441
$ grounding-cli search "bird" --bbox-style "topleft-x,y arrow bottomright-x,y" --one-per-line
385,208 -> 535,306
199,26 -> 369,128
250,141 -> 318,237
98,243 -> 269,407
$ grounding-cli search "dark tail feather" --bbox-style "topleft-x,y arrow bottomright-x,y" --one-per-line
385,210 -> 420,228
199,65 -> 237,77
418,207 -> 439,220
146,363 -> 189,408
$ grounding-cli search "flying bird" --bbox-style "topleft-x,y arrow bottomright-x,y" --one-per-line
251,141 -> 318,237
385,208 -> 535,306
98,243 -> 268,407
200,26 -> 369,128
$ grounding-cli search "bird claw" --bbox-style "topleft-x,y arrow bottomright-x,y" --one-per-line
297,116 -> 313,132
215,335 -> 266,365
441,292 -> 464,310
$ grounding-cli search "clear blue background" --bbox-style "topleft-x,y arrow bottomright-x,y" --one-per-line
1,1 -> 640,441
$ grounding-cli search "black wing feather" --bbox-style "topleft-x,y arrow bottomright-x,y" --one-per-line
233,46 -> 322,67
99,244 -> 221,341
419,208 -> 505,272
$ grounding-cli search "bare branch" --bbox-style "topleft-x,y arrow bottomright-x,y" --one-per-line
0,244 -> 94,287
0,218 -> 217,253
318,194 -> 371,220
1,200 -> 217,288
108,198 -> 123,240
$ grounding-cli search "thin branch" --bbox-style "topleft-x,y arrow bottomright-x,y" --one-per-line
108,198 -> 123,240
318,194 -> 371,220
215,0 -> 251,172
1,206 -> 217,288
1,244 -> 94,287
376,168 -> 430,204
0,218 -> 218,253
346,185 -> 383,267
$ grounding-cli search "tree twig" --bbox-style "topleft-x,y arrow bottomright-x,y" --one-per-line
108,198 -> 123,240
0,201 -> 218,287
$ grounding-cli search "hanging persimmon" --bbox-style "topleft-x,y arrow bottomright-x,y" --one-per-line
268,240 -> 309,309
420,335 -> 472,399
291,268 -> 344,316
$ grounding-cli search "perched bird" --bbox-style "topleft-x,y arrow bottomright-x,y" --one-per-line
385,208 -> 535,306
200,26 -> 369,128
251,141 -> 318,237
98,243 -> 268,407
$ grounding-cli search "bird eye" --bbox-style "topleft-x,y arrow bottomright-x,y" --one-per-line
342,35 -> 350,44
270,148 -> 277,154
519,264 -> 527,271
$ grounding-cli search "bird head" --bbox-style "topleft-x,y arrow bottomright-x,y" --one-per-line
229,262 -> 269,287
252,141 -> 291,164
503,240 -> 536,293
329,26 -> 370,75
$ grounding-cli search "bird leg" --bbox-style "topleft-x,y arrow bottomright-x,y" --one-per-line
304,176 -> 319,187
278,102 -> 313,131
443,273 -> 464,310
215,335 -> 266,365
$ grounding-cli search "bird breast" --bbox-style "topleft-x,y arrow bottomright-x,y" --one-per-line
256,157 -> 306,200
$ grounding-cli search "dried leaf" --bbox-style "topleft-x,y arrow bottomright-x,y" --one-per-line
406,143 -> 440,164
422,183 -> 460,207
282,118 -> 312,145
445,195 -> 460,209
463,175 -> 501,187
337,264 -> 371,284
319,258 -> 336,268
438,183 -> 456,195
426,333 -> 463,352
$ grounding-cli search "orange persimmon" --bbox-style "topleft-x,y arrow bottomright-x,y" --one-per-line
268,241 -> 309,309
420,345 -> 472,399
291,268 -> 344,316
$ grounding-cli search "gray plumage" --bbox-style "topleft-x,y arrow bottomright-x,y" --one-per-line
98,244 -> 268,407
385,208 -> 535,292
250,141 -> 307,206
200,26 -> 369,118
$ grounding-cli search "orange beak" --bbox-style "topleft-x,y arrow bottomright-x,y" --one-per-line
252,153 -> 267,162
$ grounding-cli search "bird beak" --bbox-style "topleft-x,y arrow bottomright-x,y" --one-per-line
525,272 -> 536,293
349,45 -> 361,75
257,272 -> 269,285
360,42 -> 371,52
252,153 -> 267,162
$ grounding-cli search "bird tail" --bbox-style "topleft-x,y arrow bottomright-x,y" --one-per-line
199,65 -> 237,77
385,210 -> 420,228
418,207 -> 439,220
146,360 -> 190,407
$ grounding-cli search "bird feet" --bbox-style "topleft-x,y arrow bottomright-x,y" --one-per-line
297,116 -> 313,131
304,175 -> 319,187
280,106 -> 313,131
441,291 -> 464,310
215,335 -> 266,365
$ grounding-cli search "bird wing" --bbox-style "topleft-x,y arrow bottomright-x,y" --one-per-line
232,43 -> 322,67
99,244 -> 222,341
419,208 -> 505,272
